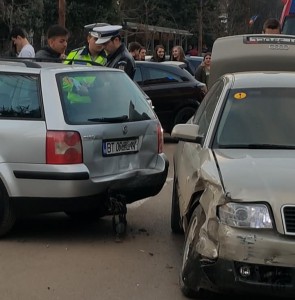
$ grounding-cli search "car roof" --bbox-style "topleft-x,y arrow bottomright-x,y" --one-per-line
135,60 -> 185,69
185,55 -> 203,61
0,58 -> 118,72
231,71 -> 295,89
160,61 -> 186,67
145,55 -> 171,61
208,34 -> 295,88
135,60 -> 204,86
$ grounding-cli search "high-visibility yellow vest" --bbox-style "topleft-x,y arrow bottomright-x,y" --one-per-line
63,75 -> 96,103
64,46 -> 107,66
63,47 -> 106,103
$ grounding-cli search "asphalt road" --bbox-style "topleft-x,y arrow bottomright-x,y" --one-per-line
0,142 -> 188,300
0,141 -> 283,300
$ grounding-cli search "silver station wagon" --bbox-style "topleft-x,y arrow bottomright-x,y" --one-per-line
0,59 -> 168,236
171,34 -> 295,298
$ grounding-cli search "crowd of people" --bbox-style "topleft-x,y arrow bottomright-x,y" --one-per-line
8,17 -> 281,88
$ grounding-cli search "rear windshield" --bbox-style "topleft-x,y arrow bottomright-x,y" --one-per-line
57,70 -> 156,124
214,88 -> 295,148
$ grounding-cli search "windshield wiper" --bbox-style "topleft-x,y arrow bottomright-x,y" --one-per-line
88,115 -> 129,123
219,144 -> 295,149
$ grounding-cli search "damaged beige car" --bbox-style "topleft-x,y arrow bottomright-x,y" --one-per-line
171,34 -> 295,298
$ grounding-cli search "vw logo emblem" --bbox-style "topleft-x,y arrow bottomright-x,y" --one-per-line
122,125 -> 128,135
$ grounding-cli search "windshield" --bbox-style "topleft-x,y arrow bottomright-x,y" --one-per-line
282,16 -> 295,35
57,70 -> 156,124
214,87 -> 295,149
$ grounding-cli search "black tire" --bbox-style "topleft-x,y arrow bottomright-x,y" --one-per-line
171,177 -> 183,234
174,106 -> 197,127
0,186 -> 16,237
180,205 -> 205,298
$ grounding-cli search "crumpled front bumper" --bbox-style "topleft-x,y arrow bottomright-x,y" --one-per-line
194,258 -> 295,297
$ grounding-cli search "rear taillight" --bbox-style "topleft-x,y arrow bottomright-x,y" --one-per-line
46,131 -> 82,164
157,124 -> 163,153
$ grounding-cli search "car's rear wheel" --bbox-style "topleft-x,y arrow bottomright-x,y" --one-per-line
0,186 -> 16,237
180,205 -> 205,298
171,177 -> 183,233
174,106 -> 197,127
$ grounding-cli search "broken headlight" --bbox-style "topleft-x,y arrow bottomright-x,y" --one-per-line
218,203 -> 272,228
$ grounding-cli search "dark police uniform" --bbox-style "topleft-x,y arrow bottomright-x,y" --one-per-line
105,44 -> 135,79
93,25 -> 136,79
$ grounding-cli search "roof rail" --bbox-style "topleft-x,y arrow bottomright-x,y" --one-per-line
0,58 -> 42,68
0,57 -> 104,68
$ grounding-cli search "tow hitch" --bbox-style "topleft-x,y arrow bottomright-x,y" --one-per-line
108,192 -> 127,237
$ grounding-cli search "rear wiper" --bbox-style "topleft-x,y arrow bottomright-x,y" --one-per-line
88,115 -> 129,123
219,144 -> 295,149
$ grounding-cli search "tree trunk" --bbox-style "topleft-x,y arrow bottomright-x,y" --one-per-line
59,0 -> 66,27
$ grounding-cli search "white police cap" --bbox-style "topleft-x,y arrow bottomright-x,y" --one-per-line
92,25 -> 122,44
84,23 -> 110,35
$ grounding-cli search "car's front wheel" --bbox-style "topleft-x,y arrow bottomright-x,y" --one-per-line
0,186 -> 16,237
180,205 -> 205,298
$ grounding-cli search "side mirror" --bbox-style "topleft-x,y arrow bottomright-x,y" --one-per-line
171,124 -> 203,143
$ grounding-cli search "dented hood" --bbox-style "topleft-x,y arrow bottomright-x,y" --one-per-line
214,149 -> 295,205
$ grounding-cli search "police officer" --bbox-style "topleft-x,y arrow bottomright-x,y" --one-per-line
64,23 -> 108,66
93,25 -> 135,79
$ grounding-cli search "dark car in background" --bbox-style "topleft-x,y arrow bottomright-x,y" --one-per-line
185,56 -> 203,74
134,61 -> 205,133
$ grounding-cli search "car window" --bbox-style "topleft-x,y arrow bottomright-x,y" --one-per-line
57,71 -> 156,124
282,16 -> 295,35
0,74 -> 41,119
134,67 -> 143,84
215,87 -> 295,148
193,80 -> 224,142
144,67 -> 188,85
193,79 -> 223,123
186,57 -> 203,73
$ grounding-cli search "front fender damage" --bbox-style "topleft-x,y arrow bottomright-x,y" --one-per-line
189,149 -> 226,260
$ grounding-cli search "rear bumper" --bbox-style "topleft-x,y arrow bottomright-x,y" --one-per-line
4,153 -> 169,203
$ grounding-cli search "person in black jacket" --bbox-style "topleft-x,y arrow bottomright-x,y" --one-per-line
35,24 -> 69,62
93,25 -> 135,79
